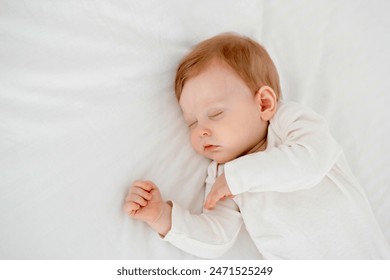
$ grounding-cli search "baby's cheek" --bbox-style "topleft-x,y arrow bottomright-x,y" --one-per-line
189,137 -> 200,152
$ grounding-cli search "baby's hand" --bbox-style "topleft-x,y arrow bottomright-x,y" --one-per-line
204,173 -> 234,209
123,180 -> 164,224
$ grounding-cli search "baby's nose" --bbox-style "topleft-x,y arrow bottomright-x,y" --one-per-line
200,127 -> 211,137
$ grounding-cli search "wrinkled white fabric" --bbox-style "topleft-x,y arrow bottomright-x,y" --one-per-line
164,102 -> 390,259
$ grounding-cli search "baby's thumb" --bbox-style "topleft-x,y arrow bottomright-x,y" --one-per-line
204,194 -> 217,209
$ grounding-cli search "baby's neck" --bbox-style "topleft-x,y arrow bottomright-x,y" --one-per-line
250,138 -> 267,153
242,138 -> 268,157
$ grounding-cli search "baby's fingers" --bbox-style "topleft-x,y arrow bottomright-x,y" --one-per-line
127,186 -> 153,201
126,192 -> 149,207
132,180 -> 156,192
123,201 -> 140,216
204,192 -> 232,209
204,195 -> 218,209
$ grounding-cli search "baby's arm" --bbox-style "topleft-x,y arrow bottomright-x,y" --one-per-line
123,180 -> 172,236
164,195 -> 242,258
228,102 -> 341,194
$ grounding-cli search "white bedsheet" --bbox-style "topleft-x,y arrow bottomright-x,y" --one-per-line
1,0 -> 389,259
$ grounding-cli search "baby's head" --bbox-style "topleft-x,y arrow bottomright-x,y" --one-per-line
175,33 -> 281,163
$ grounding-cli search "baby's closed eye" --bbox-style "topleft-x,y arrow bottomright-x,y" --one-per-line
188,120 -> 198,128
208,111 -> 223,119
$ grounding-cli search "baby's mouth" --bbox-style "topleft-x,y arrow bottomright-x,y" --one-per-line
203,144 -> 219,151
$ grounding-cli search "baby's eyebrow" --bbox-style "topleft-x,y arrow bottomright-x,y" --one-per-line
182,113 -> 196,122
207,106 -> 224,113
182,112 -> 193,118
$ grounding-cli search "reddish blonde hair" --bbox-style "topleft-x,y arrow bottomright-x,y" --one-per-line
174,33 -> 281,101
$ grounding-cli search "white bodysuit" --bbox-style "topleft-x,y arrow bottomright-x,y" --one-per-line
163,102 -> 390,259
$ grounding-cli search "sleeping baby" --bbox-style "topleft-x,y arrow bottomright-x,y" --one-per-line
123,33 -> 390,259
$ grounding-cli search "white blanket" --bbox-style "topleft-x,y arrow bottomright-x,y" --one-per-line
1,0 -> 389,259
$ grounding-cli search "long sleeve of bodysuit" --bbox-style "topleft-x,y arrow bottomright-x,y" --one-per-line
162,162 -> 243,259
224,101 -> 342,195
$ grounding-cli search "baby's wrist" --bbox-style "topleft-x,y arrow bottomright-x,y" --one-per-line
147,201 -> 172,237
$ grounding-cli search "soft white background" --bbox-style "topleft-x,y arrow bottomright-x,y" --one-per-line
1,0 -> 389,259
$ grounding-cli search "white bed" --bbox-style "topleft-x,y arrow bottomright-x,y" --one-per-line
1,0 -> 389,259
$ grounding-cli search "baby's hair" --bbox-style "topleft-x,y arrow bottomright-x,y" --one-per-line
175,33 -> 281,101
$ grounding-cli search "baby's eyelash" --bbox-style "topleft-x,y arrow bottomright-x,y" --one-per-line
209,111 -> 223,118
188,120 -> 198,128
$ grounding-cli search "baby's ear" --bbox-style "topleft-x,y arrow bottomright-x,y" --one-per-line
255,86 -> 277,121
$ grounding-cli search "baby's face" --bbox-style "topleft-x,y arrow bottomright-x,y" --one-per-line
179,61 -> 269,163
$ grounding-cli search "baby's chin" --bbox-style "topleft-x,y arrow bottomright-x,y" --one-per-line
208,154 -> 237,164
211,150 -> 255,164
197,148 -> 239,164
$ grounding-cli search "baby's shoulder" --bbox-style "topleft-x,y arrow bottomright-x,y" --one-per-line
273,101 -> 324,125
275,101 -> 311,117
